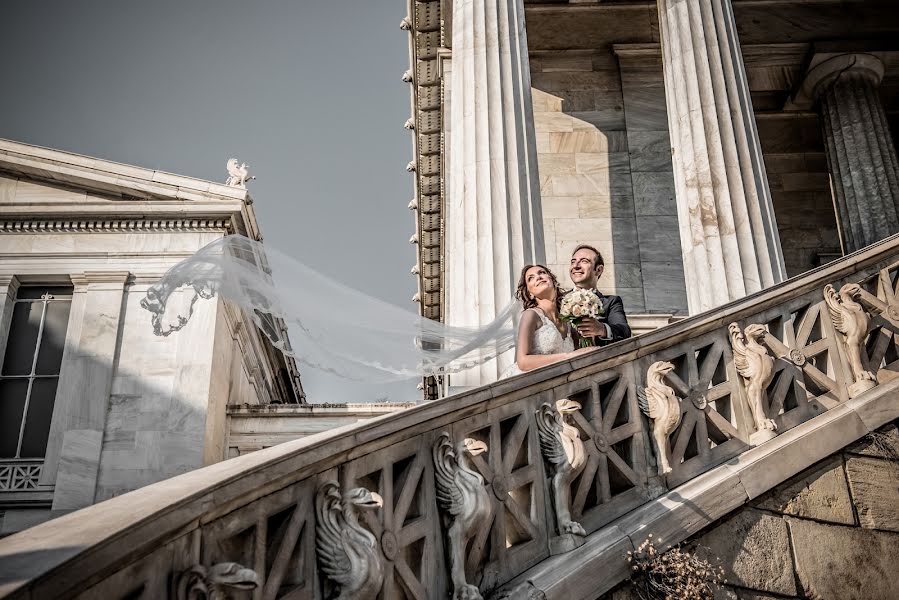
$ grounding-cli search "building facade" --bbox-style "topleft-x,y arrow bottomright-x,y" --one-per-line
0,139 -> 305,534
404,0 -> 899,393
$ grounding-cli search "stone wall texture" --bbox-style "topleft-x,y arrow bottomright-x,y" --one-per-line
604,421 -> 899,600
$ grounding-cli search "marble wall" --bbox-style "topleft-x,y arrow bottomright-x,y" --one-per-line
756,114 -> 842,275
530,50 -> 688,315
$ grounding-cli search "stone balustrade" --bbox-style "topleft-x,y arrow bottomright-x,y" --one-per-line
3,236 -> 899,599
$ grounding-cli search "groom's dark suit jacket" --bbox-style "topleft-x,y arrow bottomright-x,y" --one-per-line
594,292 -> 631,346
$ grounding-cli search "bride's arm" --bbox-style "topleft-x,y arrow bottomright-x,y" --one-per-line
515,310 -> 584,372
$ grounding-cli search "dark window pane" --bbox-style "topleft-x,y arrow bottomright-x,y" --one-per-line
0,379 -> 28,457
20,378 -> 58,458
2,302 -> 42,375
35,300 -> 72,375
16,286 -> 73,300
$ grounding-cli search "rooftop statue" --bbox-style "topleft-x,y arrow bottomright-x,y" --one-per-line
225,158 -> 255,188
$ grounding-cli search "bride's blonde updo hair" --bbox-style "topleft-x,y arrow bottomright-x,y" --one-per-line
515,264 -> 566,311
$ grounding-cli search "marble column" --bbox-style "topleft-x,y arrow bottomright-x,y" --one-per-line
657,0 -> 786,314
446,0 -> 544,385
41,271 -> 129,511
804,54 -> 899,253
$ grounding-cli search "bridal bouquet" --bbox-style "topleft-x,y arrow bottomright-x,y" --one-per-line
560,288 -> 604,348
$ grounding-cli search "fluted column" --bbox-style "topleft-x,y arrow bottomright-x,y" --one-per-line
806,54 -> 899,253
658,0 -> 786,314
446,0 -> 544,385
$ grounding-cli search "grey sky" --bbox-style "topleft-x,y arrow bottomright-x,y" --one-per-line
1,1 -> 420,403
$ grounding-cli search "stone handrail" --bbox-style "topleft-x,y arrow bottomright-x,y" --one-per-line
4,236 -> 899,599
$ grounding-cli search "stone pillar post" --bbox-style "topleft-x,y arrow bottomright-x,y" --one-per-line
657,0 -> 786,314
41,271 -> 129,511
802,54 -> 899,253
0,275 -> 20,368
446,0 -> 544,385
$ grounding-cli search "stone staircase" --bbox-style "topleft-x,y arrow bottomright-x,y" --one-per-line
2,236 -> 899,600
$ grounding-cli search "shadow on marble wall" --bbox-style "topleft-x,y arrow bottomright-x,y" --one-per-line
531,50 -> 689,316
37,352 -> 211,519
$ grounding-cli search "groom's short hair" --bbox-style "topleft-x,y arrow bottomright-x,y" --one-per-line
572,244 -> 604,269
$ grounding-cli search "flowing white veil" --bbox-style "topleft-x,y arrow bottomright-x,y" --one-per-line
140,235 -> 518,382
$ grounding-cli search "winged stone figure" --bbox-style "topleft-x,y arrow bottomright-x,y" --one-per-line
225,158 -> 255,188
315,481 -> 385,600
637,361 -> 682,475
433,433 -> 492,600
729,322 -> 777,433
536,398 -> 587,538
824,283 -> 876,395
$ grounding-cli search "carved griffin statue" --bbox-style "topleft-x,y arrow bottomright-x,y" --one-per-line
225,158 -> 255,188
637,361 -> 682,475
824,283 -> 876,396
536,398 -> 587,538
433,433 -> 492,600
175,562 -> 259,600
729,322 -> 777,433
315,481 -> 385,600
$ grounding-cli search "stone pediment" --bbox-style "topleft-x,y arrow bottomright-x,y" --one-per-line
0,138 -> 261,239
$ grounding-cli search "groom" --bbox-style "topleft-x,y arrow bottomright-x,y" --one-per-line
569,244 -> 632,346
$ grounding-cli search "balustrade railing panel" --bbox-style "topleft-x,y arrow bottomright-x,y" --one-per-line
6,240 -> 899,600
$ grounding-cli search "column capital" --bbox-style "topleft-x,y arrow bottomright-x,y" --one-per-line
70,271 -> 131,291
0,274 -> 20,297
791,53 -> 885,109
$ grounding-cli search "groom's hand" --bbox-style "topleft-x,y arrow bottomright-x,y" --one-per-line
576,318 -> 607,339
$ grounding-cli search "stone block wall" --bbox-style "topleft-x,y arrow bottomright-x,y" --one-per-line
530,49 -> 689,316
603,421 -> 899,600
756,114 -> 842,277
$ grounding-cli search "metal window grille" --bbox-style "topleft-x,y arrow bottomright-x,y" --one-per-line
0,285 -> 73,459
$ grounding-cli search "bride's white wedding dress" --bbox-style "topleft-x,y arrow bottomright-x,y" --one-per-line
503,308 -> 574,378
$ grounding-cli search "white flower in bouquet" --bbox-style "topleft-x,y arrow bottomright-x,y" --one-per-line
560,288 -> 604,347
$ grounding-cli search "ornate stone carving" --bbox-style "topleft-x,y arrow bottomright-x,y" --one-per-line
536,399 -> 587,548
400,16 -> 412,30
729,323 -> 777,436
402,69 -> 413,83
637,361 -> 683,475
315,481 -> 385,600
404,118 -> 415,130
433,432 -> 492,600
175,562 -> 259,600
824,283 -> 877,397
224,158 -> 254,189
408,198 -> 418,210
406,160 -> 417,172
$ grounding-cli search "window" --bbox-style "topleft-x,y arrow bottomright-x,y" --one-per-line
0,285 -> 72,459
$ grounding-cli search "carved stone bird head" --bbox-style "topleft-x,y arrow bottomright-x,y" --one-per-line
462,438 -> 488,456
555,398 -> 582,415
744,323 -> 768,343
344,487 -> 384,510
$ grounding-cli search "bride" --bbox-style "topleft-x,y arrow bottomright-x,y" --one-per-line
505,264 -> 597,376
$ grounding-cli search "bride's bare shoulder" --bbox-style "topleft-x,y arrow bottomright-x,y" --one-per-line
519,308 -> 543,329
